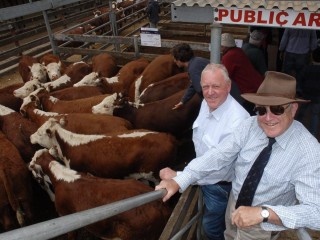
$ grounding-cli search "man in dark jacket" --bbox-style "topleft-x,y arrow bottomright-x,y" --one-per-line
296,47 -> 320,138
146,0 -> 160,28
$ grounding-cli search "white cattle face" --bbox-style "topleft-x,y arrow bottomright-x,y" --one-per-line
13,79 -> 43,99
30,63 -> 47,83
73,72 -> 99,87
92,93 -> 121,115
30,118 -> 59,149
45,61 -> 62,81
19,87 -> 46,114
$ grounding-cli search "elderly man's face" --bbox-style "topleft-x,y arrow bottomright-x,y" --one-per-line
201,69 -> 231,111
257,103 -> 298,138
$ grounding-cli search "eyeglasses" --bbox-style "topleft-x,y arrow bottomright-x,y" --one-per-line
254,104 -> 291,116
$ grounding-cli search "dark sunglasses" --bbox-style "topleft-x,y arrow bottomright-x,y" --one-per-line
254,104 -> 291,116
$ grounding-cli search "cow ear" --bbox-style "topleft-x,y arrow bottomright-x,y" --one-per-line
46,129 -> 52,137
59,117 -> 66,126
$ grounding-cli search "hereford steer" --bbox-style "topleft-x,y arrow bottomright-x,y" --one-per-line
13,79 -> 43,99
91,53 -> 118,78
40,53 -> 66,81
139,72 -> 190,103
29,148 -> 171,240
57,24 -> 96,48
49,85 -> 105,100
0,131 -> 34,231
92,90 -> 201,136
39,93 -> 112,114
18,55 -> 47,83
74,58 -> 149,95
21,102 -> 132,134
0,105 -> 40,162
129,54 -> 182,103
43,61 -> 91,92
30,118 -> 177,178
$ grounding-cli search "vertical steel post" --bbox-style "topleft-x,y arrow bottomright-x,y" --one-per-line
209,23 -> 222,64
42,9 -> 57,55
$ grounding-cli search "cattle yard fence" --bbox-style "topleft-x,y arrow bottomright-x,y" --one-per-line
0,189 -> 167,240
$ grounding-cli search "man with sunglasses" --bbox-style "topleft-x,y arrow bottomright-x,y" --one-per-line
156,71 -> 320,239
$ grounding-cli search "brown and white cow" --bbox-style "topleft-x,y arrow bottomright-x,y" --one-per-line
30,118 -> 177,178
43,61 -> 92,92
0,104 -> 40,162
13,79 -> 43,99
18,55 -> 47,83
91,53 -> 118,78
57,24 -> 96,48
38,93 -> 112,114
92,90 -> 201,136
129,54 -> 182,103
21,102 -> 133,134
139,72 -> 190,103
39,53 -> 67,81
74,58 -> 149,95
0,131 -> 35,231
29,148 -> 171,240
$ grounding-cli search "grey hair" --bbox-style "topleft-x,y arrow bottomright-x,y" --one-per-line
201,63 -> 231,83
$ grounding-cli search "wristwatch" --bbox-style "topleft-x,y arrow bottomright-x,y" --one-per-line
261,206 -> 270,222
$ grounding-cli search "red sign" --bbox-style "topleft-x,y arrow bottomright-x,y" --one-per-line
214,7 -> 320,29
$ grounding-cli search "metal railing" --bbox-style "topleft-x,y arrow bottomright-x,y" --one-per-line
0,189 -> 167,240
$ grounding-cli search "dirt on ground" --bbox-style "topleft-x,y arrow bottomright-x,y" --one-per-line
0,69 -> 23,88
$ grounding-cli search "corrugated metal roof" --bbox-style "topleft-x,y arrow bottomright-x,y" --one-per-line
172,0 -> 320,12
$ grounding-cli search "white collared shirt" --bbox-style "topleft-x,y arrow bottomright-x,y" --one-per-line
191,94 -> 249,185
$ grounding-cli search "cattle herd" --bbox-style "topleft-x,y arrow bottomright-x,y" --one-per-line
59,0 -> 149,47
0,52 -> 201,239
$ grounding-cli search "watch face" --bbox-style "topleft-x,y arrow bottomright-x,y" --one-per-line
261,209 -> 269,218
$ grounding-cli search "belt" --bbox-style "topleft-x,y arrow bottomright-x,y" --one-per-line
217,181 -> 231,185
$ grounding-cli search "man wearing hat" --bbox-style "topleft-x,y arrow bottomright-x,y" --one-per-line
156,71 -> 320,239
242,30 -> 268,76
220,33 -> 263,115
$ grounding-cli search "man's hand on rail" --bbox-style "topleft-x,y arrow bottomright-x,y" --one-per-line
155,179 -> 180,202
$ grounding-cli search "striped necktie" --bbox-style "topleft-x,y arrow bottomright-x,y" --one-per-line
235,137 -> 276,208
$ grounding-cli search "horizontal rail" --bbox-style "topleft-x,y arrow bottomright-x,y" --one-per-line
0,0 -> 92,21
0,189 -> 167,240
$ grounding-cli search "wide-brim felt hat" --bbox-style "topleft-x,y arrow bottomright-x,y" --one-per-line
241,71 -> 309,106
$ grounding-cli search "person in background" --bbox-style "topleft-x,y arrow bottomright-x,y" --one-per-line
296,47 -> 320,138
249,26 -> 273,68
242,30 -> 268,76
161,63 -> 249,240
171,43 -> 210,110
145,0 -> 160,28
156,71 -> 320,240
221,33 -> 263,115
279,28 -> 318,94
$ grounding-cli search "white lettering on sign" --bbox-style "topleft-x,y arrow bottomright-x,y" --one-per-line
214,7 -> 320,29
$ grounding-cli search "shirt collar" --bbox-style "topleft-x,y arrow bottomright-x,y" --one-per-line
254,117 -> 296,149
205,94 -> 232,121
